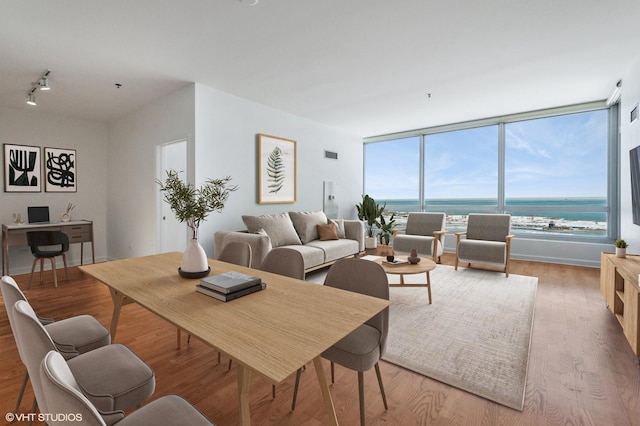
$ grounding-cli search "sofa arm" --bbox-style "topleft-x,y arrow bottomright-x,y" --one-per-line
343,220 -> 365,252
213,231 -> 272,269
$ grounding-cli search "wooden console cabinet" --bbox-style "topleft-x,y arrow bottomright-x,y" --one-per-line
600,252 -> 640,356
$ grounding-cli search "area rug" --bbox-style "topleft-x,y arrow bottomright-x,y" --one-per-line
382,265 -> 537,411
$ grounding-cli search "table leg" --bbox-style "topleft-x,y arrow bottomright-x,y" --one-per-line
426,271 -> 432,304
237,365 -> 252,426
313,356 -> 339,426
399,274 -> 405,285
108,288 -> 126,341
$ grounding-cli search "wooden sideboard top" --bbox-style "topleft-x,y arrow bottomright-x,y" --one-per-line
603,252 -> 640,291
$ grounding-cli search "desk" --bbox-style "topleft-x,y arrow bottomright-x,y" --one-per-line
2,220 -> 95,275
79,252 -> 388,425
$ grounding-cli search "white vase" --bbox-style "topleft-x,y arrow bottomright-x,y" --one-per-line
615,247 -> 627,258
181,238 -> 209,273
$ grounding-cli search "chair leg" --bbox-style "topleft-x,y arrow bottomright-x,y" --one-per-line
49,258 -> 58,288
291,368 -> 302,411
330,361 -> 335,384
28,258 -> 39,289
374,362 -> 388,410
228,359 -> 233,370
217,352 -> 221,364
15,370 -> 29,413
28,396 -> 37,426
272,384 -> 276,399
39,259 -> 44,284
62,253 -> 69,281
358,371 -> 365,426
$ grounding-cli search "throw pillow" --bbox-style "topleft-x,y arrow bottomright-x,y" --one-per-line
289,210 -> 329,243
329,218 -> 346,238
242,213 -> 302,247
317,223 -> 339,241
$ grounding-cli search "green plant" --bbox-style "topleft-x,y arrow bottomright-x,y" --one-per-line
355,194 -> 386,238
157,169 -> 238,239
614,239 -> 629,248
378,213 -> 396,245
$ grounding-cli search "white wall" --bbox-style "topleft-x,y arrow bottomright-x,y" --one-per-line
193,84 -> 363,258
619,54 -> 640,253
107,84 -> 195,260
0,107 -> 108,274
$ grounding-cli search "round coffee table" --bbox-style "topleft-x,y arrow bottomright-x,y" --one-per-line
374,256 -> 436,304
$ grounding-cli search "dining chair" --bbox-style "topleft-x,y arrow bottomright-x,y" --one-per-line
26,230 -> 70,288
291,258 -> 390,425
40,350 -> 215,426
11,300 -> 155,422
1,275 -> 110,415
179,242 -> 253,354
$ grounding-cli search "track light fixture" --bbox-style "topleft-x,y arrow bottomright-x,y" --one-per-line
25,69 -> 51,106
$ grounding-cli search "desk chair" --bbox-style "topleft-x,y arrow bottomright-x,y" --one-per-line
12,300 -> 155,423
26,230 -> 69,288
40,351 -> 214,426
292,258 -> 389,425
1,276 -> 110,416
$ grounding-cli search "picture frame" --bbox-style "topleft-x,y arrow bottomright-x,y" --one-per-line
258,133 -> 297,204
44,147 -> 77,192
3,144 -> 41,192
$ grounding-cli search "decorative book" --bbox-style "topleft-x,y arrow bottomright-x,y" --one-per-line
196,282 -> 266,302
383,259 -> 408,266
199,271 -> 262,294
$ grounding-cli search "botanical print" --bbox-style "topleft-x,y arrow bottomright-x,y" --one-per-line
45,147 -> 76,192
4,144 -> 41,192
258,134 -> 296,204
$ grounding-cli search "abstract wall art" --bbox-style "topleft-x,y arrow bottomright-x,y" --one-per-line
3,144 -> 41,192
44,147 -> 76,192
258,134 -> 297,204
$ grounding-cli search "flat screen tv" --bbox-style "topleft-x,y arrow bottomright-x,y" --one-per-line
630,145 -> 640,225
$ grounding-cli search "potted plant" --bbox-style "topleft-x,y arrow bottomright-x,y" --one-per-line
378,212 -> 396,246
356,194 -> 385,249
614,239 -> 628,258
157,169 -> 238,277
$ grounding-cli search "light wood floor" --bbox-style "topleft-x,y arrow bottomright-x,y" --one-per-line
1,254 -> 639,425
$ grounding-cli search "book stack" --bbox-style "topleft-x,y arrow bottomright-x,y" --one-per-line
196,271 -> 266,302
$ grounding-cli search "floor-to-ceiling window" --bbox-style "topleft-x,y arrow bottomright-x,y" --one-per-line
363,102 -> 617,242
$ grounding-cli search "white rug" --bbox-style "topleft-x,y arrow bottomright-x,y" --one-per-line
306,262 -> 538,411
383,265 -> 537,411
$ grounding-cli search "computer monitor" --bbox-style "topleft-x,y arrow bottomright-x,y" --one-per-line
27,206 -> 50,224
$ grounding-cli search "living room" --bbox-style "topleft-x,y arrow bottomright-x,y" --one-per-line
1,1 -> 640,425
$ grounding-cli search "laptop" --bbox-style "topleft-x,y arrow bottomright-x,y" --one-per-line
27,206 -> 51,224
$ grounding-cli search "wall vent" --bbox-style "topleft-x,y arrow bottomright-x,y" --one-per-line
324,150 -> 338,160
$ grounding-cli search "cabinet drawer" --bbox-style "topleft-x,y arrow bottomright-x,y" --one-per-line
62,224 -> 92,242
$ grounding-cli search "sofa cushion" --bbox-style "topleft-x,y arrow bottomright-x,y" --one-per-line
317,223 -> 339,241
242,213 -> 301,247
307,239 -> 360,263
289,210 -> 329,244
329,218 -> 346,238
278,244 -> 326,270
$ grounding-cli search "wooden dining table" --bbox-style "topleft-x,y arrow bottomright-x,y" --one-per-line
79,252 -> 388,425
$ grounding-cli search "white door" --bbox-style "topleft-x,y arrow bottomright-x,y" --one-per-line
159,140 -> 188,253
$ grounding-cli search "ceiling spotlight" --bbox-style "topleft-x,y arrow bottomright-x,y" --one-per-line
38,70 -> 51,90
26,90 -> 36,106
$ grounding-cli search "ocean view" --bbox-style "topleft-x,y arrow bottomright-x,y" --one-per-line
377,197 -> 607,236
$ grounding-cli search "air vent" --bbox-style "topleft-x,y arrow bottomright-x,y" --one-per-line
324,150 -> 338,160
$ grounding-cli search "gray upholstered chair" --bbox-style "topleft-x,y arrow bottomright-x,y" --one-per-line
455,213 -> 514,277
216,241 -> 252,267
12,300 -> 155,423
292,258 -> 389,425
40,350 -> 215,426
26,230 -> 70,288
258,247 -> 306,397
1,275 -> 110,415
392,212 -> 447,263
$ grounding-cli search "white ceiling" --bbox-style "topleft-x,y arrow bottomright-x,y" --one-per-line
1,0 -> 639,137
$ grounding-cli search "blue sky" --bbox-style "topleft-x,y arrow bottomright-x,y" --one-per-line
365,110 -> 608,200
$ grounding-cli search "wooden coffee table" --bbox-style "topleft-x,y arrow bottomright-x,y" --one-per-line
374,256 -> 437,304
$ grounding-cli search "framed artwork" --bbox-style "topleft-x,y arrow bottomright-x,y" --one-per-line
258,133 -> 297,204
4,144 -> 41,192
44,147 -> 76,192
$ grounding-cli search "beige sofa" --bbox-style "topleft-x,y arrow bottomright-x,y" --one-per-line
214,211 -> 364,272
